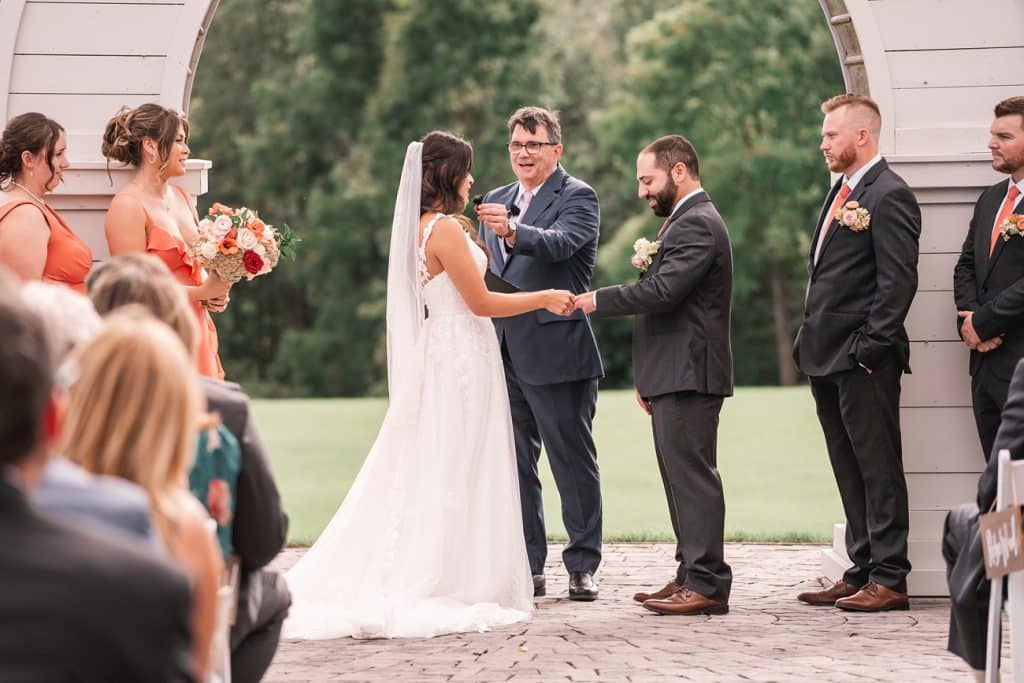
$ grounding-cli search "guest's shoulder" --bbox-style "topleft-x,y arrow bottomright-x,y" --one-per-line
562,170 -> 598,199
200,375 -> 247,410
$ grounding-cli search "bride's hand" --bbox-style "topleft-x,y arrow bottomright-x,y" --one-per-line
542,289 -> 575,316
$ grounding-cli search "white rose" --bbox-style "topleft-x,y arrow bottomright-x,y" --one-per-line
236,228 -> 258,250
199,240 -> 219,260
213,215 -> 233,239
253,242 -> 266,258
198,218 -> 215,237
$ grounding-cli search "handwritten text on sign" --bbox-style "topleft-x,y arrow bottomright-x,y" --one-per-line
980,505 -> 1024,579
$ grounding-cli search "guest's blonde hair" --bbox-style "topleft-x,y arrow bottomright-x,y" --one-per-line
62,308 -> 200,542
20,281 -> 103,362
88,253 -> 198,357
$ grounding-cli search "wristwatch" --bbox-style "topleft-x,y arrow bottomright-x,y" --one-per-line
506,219 -> 518,238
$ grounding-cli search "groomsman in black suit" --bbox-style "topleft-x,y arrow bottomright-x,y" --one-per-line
793,94 -> 921,612
575,134 -> 734,615
954,96 -> 1024,464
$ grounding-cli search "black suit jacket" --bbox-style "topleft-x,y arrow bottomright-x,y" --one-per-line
0,477 -> 194,682
794,159 -> 921,376
200,377 -> 291,644
482,165 -> 604,385
947,358 -> 1024,618
594,191 -> 734,398
953,179 -> 1024,381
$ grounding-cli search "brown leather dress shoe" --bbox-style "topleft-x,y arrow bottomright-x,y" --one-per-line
835,582 -> 909,612
642,587 -> 728,616
633,579 -> 679,603
796,580 -> 860,606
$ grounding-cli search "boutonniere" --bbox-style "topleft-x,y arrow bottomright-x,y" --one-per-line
999,214 -> 1024,243
631,238 -> 661,272
835,200 -> 871,232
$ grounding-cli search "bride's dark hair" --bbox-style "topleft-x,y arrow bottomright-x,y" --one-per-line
420,130 -> 472,215
419,130 -> 487,256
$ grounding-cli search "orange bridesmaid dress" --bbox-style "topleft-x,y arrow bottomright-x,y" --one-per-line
0,199 -> 92,293
141,188 -> 225,380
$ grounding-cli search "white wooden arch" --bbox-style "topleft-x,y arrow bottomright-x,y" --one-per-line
0,0 -> 217,260
2,0 -> 1022,595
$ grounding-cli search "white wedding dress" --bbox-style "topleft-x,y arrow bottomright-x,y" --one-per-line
283,211 -> 533,639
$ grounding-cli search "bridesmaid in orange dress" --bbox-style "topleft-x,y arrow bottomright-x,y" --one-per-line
0,113 -> 92,291
101,104 -> 230,379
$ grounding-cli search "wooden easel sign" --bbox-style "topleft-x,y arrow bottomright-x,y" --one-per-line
980,505 -> 1024,579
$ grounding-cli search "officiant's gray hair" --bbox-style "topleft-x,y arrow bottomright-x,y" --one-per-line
507,106 -> 561,145
643,135 -> 700,181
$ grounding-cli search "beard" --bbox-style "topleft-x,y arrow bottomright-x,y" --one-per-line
993,148 -> 1024,176
826,145 -> 857,174
651,176 -> 678,217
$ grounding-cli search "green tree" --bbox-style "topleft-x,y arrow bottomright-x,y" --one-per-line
589,0 -> 843,385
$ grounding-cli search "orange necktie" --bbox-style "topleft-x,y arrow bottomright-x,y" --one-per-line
815,183 -> 850,263
990,185 -> 1022,256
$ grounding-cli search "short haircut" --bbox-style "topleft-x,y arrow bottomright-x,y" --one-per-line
995,96 -> 1024,124
642,135 -> 700,180
821,93 -> 881,118
507,106 -> 562,145
0,274 -> 55,466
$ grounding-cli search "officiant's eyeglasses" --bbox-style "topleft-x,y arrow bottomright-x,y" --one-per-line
507,141 -> 558,154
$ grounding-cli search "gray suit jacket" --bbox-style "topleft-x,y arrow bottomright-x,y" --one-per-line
595,191 -> 734,398
32,457 -> 156,545
482,165 -> 604,385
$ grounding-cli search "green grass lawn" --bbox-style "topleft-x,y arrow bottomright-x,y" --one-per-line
253,387 -> 842,546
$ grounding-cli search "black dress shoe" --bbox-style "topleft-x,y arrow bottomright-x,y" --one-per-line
568,571 -> 598,601
533,574 -> 546,597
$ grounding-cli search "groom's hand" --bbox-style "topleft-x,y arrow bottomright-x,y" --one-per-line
635,389 -> 652,416
573,292 -> 596,314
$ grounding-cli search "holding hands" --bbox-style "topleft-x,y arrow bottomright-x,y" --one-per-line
543,289 -> 576,316
573,291 -> 597,315
958,310 -> 1003,352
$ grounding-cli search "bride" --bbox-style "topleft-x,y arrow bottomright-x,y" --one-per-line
283,131 -> 575,639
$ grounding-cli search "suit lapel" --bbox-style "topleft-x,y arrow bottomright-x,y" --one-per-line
984,180 -> 1023,282
520,166 -> 566,226
812,159 -> 888,275
502,167 -> 567,274
648,191 -> 711,275
809,179 -> 843,269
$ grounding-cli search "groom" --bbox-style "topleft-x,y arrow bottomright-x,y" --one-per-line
575,134 -> 734,615
476,106 -> 604,600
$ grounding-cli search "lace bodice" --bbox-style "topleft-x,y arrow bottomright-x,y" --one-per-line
419,213 -> 487,317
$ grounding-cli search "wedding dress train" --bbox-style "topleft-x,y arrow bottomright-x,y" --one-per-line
283,213 -> 533,639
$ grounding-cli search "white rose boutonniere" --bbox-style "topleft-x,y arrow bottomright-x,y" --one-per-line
835,200 -> 871,232
632,238 -> 661,272
999,214 -> 1024,243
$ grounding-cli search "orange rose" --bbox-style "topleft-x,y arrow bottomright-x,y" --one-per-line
218,237 -> 239,255
226,227 -> 238,240
209,202 -> 235,216
246,218 -> 266,238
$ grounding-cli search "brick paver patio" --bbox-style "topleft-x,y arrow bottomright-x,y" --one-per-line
267,543 -> 1000,681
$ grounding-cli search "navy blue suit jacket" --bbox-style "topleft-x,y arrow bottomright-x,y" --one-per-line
482,165 -> 603,386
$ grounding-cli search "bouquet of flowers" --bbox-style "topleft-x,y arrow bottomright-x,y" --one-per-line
191,202 -> 298,283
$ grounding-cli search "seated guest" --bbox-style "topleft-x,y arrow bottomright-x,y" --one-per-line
0,274 -> 193,682
89,252 -> 291,682
63,310 -> 223,680
0,113 -> 92,290
946,357 -> 1024,680
20,281 -> 156,544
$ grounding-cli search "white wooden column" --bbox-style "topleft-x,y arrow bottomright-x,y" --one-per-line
1,0 -> 219,260
820,0 -> 1024,595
